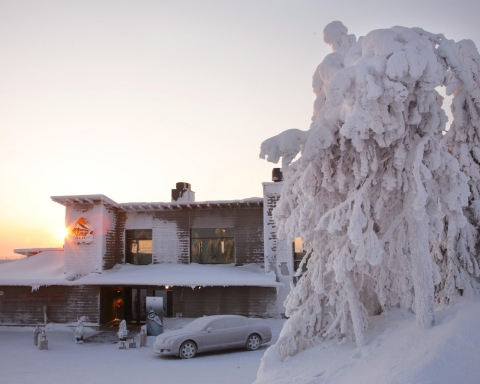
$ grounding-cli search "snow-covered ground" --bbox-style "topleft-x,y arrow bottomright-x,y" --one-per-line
0,317 -> 285,384
1,298 -> 480,384
255,297 -> 480,384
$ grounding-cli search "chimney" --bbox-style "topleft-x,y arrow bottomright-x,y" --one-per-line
171,182 -> 195,203
272,168 -> 283,182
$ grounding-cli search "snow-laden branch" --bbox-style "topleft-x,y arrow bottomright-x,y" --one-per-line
260,20 -> 480,360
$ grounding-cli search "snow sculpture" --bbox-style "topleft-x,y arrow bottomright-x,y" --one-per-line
147,308 -> 163,336
74,316 -> 88,343
260,21 -> 480,359
117,320 -> 128,341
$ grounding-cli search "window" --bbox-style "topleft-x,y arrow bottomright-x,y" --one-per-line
190,228 -> 234,264
225,317 -> 245,328
209,319 -> 226,330
126,229 -> 152,265
294,237 -> 307,272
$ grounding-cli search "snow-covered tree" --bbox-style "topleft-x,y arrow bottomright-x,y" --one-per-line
260,21 -> 480,359
436,39 -> 480,307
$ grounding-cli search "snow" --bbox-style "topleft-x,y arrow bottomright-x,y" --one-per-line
255,297 -> 480,384
78,260 -> 280,288
51,193 -> 264,210
0,299 -> 479,383
0,250 -> 66,286
0,251 -> 281,288
0,317 -> 285,384
259,20 -> 480,357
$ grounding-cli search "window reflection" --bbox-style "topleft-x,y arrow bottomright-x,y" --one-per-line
294,237 -> 307,272
126,229 -> 152,265
191,228 -> 234,264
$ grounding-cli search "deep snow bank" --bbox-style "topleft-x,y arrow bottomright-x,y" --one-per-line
255,297 -> 480,384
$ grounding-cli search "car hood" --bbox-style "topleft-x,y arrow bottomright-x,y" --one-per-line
155,329 -> 198,342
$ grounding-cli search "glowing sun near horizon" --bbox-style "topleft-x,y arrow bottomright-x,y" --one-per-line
56,227 -> 68,243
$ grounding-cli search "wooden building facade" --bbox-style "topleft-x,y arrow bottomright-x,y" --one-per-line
0,181 -> 294,325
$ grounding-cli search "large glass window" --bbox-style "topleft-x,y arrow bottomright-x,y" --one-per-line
190,228 -> 234,264
126,229 -> 152,265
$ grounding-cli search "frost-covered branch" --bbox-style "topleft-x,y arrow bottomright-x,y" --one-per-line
260,20 -> 480,359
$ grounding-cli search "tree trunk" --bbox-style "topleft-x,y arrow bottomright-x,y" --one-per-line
408,210 -> 435,328
346,271 -> 365,346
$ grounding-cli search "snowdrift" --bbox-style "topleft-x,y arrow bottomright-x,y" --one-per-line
255,298 -> 480,384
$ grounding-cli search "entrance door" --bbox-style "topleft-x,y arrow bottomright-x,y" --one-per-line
131,288 -> 147,323
124,287 -> 172,322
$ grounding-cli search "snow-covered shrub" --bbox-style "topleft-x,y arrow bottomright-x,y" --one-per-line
260,21 -> 480,359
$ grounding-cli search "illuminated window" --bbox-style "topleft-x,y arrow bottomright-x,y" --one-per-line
190,228 -> 234,264
126,229 -> 152,265
294,237 -> 307,272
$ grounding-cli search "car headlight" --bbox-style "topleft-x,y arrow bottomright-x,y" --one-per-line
159,337 -> 174,345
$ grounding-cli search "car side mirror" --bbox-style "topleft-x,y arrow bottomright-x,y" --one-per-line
207,327 -> 213,332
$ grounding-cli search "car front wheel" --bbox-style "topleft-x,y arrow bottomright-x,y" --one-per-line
246,334 -> 261,351
179,341 -> 197,359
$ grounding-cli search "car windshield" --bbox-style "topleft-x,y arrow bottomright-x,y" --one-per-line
182,317 -> 215,331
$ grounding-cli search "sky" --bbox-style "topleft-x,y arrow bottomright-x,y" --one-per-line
1,0 -> 479,258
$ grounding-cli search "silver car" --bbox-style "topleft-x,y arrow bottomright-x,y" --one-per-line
153,315 -> 272,359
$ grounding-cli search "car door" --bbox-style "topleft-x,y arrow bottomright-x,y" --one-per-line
224,317 -> 247,348
200,319 -> 227,351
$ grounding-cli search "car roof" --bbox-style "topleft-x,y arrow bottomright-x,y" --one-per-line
186,315 -> 245,328
201,315 -> 245,320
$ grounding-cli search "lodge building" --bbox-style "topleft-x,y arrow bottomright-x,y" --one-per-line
0,174 -> 301,326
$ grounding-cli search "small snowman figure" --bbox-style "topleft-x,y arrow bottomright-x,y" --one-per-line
117,320 -> 128,349
74,316 -> 88,343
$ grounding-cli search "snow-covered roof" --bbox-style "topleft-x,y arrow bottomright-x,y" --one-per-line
51,194 -> 263,211
14,248 -> 63,257
0,251 -> 66,287
0,251 -> 281,288
51,194 -> 120,207
119,197 -> 263,212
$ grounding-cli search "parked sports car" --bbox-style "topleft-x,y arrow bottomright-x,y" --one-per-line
153,315 -> 272,359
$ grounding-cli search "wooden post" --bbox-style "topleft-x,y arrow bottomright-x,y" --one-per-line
38,331 -> 48,350
140,325 -> 147,347
34,326 -> 41,346
140,333 -> 147,347
129,337 -> 137,348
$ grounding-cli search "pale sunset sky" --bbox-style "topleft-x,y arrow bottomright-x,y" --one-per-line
1,0 -> 479,258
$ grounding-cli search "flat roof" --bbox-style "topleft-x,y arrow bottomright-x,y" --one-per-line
119,197 -> 263,211
0,250 -> 281,288
51,194 -> 263,211
14,248 -> 63,257
51,194 -> 120,207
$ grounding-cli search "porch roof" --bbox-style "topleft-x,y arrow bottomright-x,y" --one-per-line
0,251 -> 281,289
